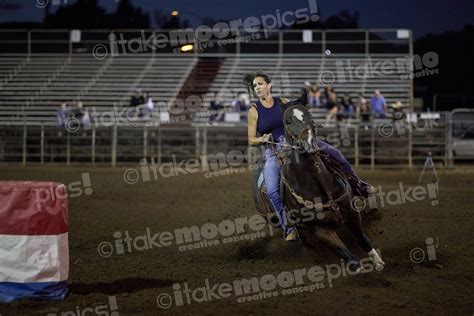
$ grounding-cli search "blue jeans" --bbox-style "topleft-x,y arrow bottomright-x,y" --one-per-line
316,140 -> 356,177
264,137 -> 356,235
264,136 -> 289,235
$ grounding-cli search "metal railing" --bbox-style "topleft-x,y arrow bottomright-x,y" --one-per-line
0,29 -> 412,56
0,114 -> 454,169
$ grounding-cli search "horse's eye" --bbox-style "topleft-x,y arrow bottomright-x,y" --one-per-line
285,120 -> 291,125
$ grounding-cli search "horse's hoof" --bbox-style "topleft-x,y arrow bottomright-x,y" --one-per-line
375,263 -> 385,271
348,261 -> 362,273
369,249 -> 385,271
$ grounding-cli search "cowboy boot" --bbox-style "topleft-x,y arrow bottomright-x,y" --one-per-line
357,180 -> 376,199
284,227 -> 299,242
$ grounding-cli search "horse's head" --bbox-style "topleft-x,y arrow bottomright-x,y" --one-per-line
283,105 -> 320,154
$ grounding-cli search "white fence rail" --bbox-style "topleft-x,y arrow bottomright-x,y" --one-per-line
0,114 -> 460,168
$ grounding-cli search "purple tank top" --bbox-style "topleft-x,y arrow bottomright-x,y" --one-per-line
255,97 -> 284,141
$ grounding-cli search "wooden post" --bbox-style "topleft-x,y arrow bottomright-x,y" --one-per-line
92,125 -> 96,165
409,30 -> 414,113
354,126 -> 359,168
408,126 -> 413,169
143,125 -> 148,159
201,126 -> 208,170
157,126 -> 162,165
27,31 -> 31,58
195,126 -> 200,159
370,125 -> 375,170
111,124 -> 117,167
40,124 -> 44,164
365,30 -> 369,57
22,125 -> 27,166
66,132 -> 70,166
236,30 -> 241,55
279,30 -> 283,56
321,30 -> 326,54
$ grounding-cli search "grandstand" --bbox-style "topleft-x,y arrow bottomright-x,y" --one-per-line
0,29 -> 463,167
0,54 -> 411,123
0,53 -> 196,123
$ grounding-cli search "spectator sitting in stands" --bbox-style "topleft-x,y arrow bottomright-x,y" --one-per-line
129,89 -> 145,119
325,84 -> 338,122
355,93 -> 366,119
73,100 -> 85,121
130,89 -> 144,108
370,90 -> 387,118
307,84 -> 322,108
140,91 -> 153,118
359,99 -> 372,129
82,109 -> 91,130
210,95 -> 225,123
56,101 -> 69,128
232,92 -> 250,121
391,101 -> 405,121
73,100 -> 91,129
338,94 -> 355,121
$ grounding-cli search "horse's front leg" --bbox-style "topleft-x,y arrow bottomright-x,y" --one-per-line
347,210 -> 385,271
313,227 -> 361,272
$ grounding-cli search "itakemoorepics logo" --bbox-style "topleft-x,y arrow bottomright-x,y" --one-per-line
34,173 -> 93,212
318,51 -> 439,85
92,0 -> 319,58
351,181 -> 439,213
156,252 -> 380,309
97,214 -> 273,257
47,296 -> 119,316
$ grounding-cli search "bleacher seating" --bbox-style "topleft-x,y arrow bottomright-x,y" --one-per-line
210,54 -> 410,106
0,53 -> 196,124
0,52 -> 411,125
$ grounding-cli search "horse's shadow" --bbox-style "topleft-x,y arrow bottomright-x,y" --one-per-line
70,277 -> 179,295
235,234 -> 315,260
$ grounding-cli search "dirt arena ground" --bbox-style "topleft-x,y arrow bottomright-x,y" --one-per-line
0,166 -> 473,315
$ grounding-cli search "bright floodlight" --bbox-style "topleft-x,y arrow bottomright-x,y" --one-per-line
180,44 -> 193,52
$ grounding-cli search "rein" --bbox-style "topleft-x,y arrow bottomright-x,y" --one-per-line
265,140 -> 300,151
271,136 -> 347,214
281,175 -> 348,211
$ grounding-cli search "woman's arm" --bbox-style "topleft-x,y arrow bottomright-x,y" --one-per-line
248,106 -> 270,145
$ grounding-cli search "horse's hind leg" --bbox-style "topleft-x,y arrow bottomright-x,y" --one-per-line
347,211 -> 385,271
313,227 -> 361,272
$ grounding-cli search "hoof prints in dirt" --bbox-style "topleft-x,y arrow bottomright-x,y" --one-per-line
70,277 -> 179,295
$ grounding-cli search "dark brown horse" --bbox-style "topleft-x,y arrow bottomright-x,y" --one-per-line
252,102 -> 385,272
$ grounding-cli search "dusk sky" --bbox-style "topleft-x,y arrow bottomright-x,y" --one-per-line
0,0 -> 473,38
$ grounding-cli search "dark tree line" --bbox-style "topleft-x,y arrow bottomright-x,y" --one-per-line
414,25 -> 474,109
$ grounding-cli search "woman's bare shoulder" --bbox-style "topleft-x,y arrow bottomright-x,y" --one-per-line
248,104 -> 258,119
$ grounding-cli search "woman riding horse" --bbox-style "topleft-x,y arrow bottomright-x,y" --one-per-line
245,71 -> 372,241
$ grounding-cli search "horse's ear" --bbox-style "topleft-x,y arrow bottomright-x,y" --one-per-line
286,90 -> 308,107
295,89 -> 308,106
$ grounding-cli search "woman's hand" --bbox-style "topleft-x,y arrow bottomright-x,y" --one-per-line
261,134 -> 272,143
